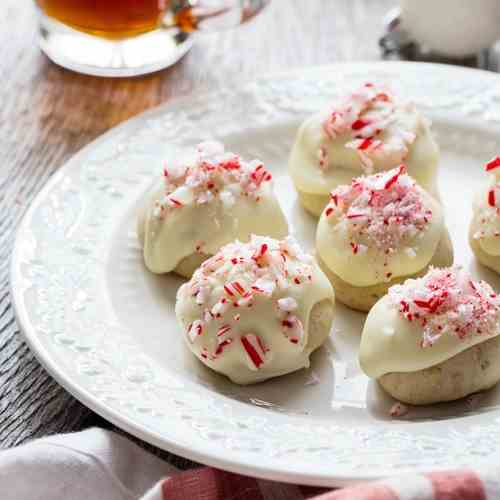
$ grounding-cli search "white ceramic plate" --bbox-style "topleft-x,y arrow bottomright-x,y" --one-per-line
12,62 -> 500,487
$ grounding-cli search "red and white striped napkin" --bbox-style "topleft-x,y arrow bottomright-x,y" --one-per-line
1,428 -> 496,500
147,467 -> 497,500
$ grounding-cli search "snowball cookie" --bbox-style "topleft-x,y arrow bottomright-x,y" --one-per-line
175,235 -> 335,384
470,156 -> 500,274
289,82 -> 440,217
138,141 -> 288,277
360,267 -> 500,405
316,166 -> 453,312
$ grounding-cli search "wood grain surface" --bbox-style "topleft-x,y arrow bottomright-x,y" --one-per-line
0,0 -> 395,464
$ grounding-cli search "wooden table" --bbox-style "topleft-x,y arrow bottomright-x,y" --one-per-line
0,0 -> 396,464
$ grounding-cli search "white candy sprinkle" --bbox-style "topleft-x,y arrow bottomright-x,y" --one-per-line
220,190 -> 235,208
253,278 -> 276,297
277,297 -> 298,312
211,300 -> 229,316
404,247 -> 417,258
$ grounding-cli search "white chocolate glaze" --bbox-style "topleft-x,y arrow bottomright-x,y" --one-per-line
316,166 -> 443,287
175,235 -> 335,384
138,141 -> 288,273
470,156 -> 500,260
360,267 -> 500,378
289,83 -> 439,199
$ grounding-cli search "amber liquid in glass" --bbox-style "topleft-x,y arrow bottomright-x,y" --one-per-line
36,0 -> 172,39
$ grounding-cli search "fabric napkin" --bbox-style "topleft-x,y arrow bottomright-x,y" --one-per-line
1,428 -> 498,500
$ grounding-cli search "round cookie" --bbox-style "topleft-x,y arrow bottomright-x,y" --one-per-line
138,141 -> 288,277
470,156 -> 500,274
175,235 -> 335,384
360,267 -> 500,405
316,166 -> 453,312
289,82 -> 440,217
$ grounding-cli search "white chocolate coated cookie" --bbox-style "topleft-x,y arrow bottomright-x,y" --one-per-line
138,141 -> 288,276
175,236 -> 335,384
360,267 -> 500,404
289,83 -> 439,216
470,156 -> 500,273
316,167 -> 450,291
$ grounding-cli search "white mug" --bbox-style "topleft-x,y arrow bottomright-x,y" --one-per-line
401,0 -> 500,57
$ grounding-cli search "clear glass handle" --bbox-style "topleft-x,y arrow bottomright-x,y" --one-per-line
164,0 -> 271,32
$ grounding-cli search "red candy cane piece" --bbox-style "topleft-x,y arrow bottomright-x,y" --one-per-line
167,197 -> 183,207
346,212 -> 365,219
489,188 -> 496,207
252,243 -> 268,261
215,338 -> 233,356
187,320 -> 204,343
223,281 -> 247,298
358,137 -> 373,150
220,158 -> 241,170
351,119 -> 370,131
375,92 -> 390,102
250,164 -> 272,186
241,334 -> 266,369
217,324 -> 231,337
383,164 -> 406,190
485,156 -> 500,171
232,281 -> 246,295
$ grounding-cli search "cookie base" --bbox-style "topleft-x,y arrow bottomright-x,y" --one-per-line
379,335 -> 500,405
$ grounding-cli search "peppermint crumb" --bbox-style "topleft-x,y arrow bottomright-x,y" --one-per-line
389,402 -> 408,417
304,372 -> 321,386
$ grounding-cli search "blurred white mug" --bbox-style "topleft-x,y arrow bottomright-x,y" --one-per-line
401,0 -> 500,57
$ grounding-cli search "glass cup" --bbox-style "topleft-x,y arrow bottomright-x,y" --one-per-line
35,0 -> 270,77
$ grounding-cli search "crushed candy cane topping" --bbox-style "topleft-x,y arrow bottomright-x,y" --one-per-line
389,402 -> 408,418
153,141 -> 272,218
389,267 -> 500,348
324,165 -> 432,256
473,156 -> 500,241
320,83 -> 417,173
178,235 -> 315,368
